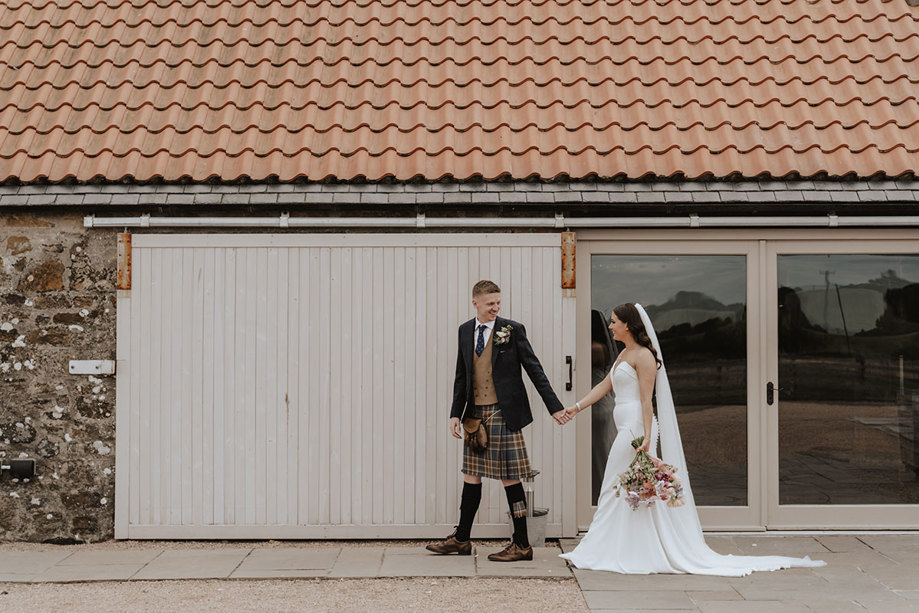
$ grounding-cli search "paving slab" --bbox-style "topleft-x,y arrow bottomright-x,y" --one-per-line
582,589 -> 697,610
857,600 -> 919,613
698,602 -> 810,613
574,569 -> 733,592
235,548 -> 340,571
730,537 -> 829,556
559,538 -> 581,553
230,548 -> 341,579
703,537 -> 744,556
380,548 -> 474,577
725,568 -> 828,589
798,602 -> 875,613
809,550 -> 900,570
0,551 -> 71,575
732,584 -> 905,602
328,547 -> 385,578
858,535 -> 919,554
862,566 -> 919,590
475,546 -> 571,578
132,549 -> 251,580
54,549 -> 163,566
34,563 -> 146,582
686,590 -> 742,602
815,535 -> 875,553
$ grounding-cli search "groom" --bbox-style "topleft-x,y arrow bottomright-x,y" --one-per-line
426,280 -> 569,562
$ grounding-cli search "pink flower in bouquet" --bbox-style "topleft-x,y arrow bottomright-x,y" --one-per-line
614,436 -> 685,511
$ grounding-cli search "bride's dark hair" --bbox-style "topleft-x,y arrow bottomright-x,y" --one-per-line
613,302 -> 662,369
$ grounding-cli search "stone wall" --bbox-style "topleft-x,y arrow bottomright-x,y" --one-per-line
0,212 -> 117,542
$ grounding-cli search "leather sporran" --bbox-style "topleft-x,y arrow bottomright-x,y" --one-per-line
462,417 -> 488,453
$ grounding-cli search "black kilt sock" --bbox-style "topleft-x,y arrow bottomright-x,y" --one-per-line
455,482 -> 482,542
504,483 -> 529,548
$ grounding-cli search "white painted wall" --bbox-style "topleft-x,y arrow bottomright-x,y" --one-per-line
115,234 -> 576,539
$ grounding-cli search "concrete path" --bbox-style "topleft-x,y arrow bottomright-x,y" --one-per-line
2,535 -> 919,612
559,534 -> 919,612
0,545 -> 570,583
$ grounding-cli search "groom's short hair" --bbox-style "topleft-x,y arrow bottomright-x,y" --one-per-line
472,280 -> 501,298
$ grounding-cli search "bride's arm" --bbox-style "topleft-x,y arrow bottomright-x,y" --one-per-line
634,350 -> 658,452
564,373 -> 614,418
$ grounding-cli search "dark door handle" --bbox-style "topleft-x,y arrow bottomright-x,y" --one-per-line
766,381 -> 785,405
565,356 -> 573,391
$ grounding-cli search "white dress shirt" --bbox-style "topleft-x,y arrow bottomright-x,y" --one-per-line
473,319 -> 495,352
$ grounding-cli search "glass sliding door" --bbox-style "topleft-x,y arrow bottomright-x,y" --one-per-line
767,242 -> 919,528
579,240 -> 762,530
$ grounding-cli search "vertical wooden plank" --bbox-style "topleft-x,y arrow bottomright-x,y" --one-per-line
246,248 -> 260,525
348,247 -> 362,525
391,247 -> 404,524
191,247 -> 205,526
307,247 -> 321,524
234,247 -> 248,524
135,247 -> 149,526
170,248 -> 184,524
319,247 -> 332,524
224,247 -> 238,524
115,276 -> 132,536
425,247 -> 438,525
339,247 -> 352,525
360,248 -> 374,525
285,248 -> 299,526
412,249 -> 426,524
328,248 -> 342,524
164,248 -> 179,524
265,247 -> 279,526
439,247 -> 454,523
212,248 -> 225,526
180,248 -> 194,526
298,248 -> 312,525
371,247 -> 384,525
403,247 -> 416,524
275,248 -> 288,526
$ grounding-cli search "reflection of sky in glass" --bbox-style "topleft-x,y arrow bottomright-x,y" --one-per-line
778,254 -> 919,290
779,255 -> 919,334
591,255 -> 746,316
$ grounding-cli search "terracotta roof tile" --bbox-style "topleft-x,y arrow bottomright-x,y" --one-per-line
1,0 -> 918,182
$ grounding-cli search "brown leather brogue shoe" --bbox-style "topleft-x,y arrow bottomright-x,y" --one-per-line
425,529 -> 472,555
487,542 -> 533,562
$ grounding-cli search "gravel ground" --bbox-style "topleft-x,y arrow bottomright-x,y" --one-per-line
0,577 -> 586,613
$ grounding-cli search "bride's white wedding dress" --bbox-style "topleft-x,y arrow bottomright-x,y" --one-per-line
560,304 -> 825,576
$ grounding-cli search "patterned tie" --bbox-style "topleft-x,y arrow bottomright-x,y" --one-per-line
475,324 -> 487,356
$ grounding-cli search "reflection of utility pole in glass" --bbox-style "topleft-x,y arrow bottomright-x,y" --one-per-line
819,268 -> 851,353
835,283 -> 851,354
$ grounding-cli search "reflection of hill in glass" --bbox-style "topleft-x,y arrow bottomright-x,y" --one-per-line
645,291 -> 746,362
645,291 -> 744,329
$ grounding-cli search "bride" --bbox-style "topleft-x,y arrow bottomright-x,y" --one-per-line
559,302 -> 825,576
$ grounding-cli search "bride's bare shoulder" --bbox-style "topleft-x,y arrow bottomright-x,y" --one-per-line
634,347 -> 657,370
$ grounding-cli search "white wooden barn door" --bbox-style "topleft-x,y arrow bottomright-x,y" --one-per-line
115,234 -> 576,538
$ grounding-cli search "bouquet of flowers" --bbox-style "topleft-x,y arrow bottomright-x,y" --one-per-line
614,436 -> 685,511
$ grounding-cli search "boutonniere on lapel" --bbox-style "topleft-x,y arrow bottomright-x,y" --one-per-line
493,324 -> 513,346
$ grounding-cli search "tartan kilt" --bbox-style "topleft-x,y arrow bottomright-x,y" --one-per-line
462,404 -> 535,480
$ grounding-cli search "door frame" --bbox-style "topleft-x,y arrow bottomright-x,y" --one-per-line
575,235 -> 765,531
765,238 -> 919,529
575,228 -> 919,532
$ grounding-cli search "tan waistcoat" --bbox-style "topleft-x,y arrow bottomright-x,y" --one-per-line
473,330 -> 498,405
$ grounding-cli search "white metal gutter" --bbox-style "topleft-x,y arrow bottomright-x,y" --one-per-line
84,213 -> 919,229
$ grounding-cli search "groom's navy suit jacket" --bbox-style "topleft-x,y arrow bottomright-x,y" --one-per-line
450,316 -> 563,432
